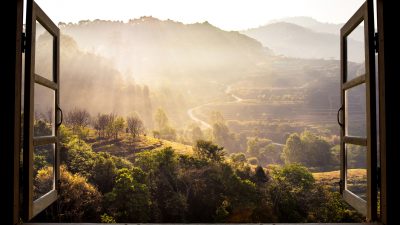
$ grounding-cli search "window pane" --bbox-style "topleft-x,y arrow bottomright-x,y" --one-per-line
34,83 -> 55,137
346,21 -> 365,81
33,143 -> 55,201
35,21 -> 54,81
346,143 -> 367,201
345,83 -> 366,137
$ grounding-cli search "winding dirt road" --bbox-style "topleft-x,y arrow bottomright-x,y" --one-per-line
187,85 -> 285,147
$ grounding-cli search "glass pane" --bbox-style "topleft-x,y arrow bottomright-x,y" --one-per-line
33,143 -> 55,201
346,21 -> 365,81
35,21 -> 54,81
345,83 -> 366,137
34,83 -> 55,137
346,144 -> 367,201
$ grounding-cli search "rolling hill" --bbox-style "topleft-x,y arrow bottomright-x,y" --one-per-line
60,17 -> 270,84
241,21 -> 364,61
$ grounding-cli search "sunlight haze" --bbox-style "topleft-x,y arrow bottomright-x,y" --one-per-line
36,0 -> 364,30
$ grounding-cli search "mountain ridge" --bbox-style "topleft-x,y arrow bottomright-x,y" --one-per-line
241,20 -> 364,61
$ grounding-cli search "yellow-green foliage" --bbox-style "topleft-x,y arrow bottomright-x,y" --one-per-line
35,166 -> 102,222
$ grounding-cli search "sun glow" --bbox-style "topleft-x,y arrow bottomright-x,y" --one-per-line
36,0 -> 364,30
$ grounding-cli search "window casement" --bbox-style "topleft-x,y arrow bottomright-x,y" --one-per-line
23,0 -> 61,220
8,0 -> 388,223
339,0 -> 378,221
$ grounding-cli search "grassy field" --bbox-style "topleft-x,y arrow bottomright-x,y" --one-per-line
313,169 -> 367,199
89,132 -> 193,161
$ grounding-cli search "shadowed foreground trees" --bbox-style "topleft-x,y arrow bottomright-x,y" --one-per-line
104,168 -> 151,222
34,166 -> 102,222
34,126 -> 362,223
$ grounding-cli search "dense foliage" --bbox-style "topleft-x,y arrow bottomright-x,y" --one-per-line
33,124 -> 362,223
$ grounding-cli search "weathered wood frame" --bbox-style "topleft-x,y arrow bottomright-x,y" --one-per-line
3,0 -> 398,224
23,1 -> 60,220
339,1 -> 377,221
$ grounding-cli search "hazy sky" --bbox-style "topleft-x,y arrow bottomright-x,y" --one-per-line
35,0 -> 364,30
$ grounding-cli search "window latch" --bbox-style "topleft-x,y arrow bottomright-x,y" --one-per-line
56,106 -> 63,127
337,105 -> 343,127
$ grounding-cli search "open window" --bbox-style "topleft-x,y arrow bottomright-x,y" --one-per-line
23,0 -> 61,220
339,1 -> 377,221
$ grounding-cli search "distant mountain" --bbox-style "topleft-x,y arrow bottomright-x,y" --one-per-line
43,17 -> 364,129
241,22 -> 364,61
60,17 -> 270,84
270,17 -> 340,34
269,16 -> 364,42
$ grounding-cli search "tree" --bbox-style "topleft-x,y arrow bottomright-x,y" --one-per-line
283,133 -> 303,164
93,113 -> 109,138
102,114 -> 124,140
253,166 -> 269,184
230,153 -> 247,168
160,126 -> 177,141
65,108 -> 91,134
194,140 -> 225,162
268,164 -> 315,222
153,108 -> 176,141
35,166 -> 102,222
246,137 -> 273,157
113,117 -> 125,140
104,168 -> 151,222
34,119 -> 52,136
283,131 -> 333,169
154,108 -> 169,130
104,113 -> 116,139
258,144 -> 283,165
300,131 -> 332,168
64,136 -> 97,178
247,157 -> 259,165
212,122 -> 238,153
127,115 -> 144,138
89,152 -> 117,193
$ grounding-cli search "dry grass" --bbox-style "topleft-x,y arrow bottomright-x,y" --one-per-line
156,139 -> 194,155
89,130 -> 193,161
313,169 -> 367,193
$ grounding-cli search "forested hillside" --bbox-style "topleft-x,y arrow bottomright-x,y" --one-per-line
31,16 -> 368,223
33,119 -> 363,223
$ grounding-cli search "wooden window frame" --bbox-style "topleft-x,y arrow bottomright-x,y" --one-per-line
23,0 -> 61,220
2,0 -> 398,224
339,1 -> 377,221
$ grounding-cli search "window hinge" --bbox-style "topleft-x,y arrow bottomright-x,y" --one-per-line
374,32 -> 379,53
21,32 -> 26,53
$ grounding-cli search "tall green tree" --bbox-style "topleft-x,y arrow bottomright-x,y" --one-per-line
89,152 -> 117,193
104,168 -> 151,222
194,140 -> 225,162
283,131 -> 333,169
